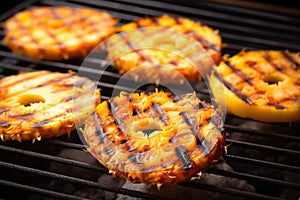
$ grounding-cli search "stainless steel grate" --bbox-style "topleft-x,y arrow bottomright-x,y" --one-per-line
0,0 -> 299,200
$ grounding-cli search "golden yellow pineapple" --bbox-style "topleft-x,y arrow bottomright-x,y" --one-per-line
3,6 -> 117,60
210,50 -> 300,122
0,70 -> 100,142
106,15 -> 222,84
82,91 -> 226,185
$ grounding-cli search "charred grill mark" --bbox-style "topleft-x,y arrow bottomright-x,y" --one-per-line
63,95 -> 76,102
175,145 -> 192,170
225,61 -> 253,85
185,30 -> 220,51
46,30 -> 56,40
45,29 -> 67,51
180,111 -> 194,126
108,99 -> 118,112
245,61 -> 257,68
0,121 -> 10,127
31,38 -> 39,45
95,126 -> 107,143
33,119 -> 50,128
257,90 -> 266,95
276,105 -> 285,110
44,77 -> 79,91
269,102 -> 285,109
2,74 -> 76,97
0,108 -> 9,114
264,53 -> 286,73
169,61 -> 178,67
208,115 -> 223,128
275,65 -> 285,72
199,101 -> 209,109
267,102 -> 285,110
191,126 -> 199,136
0,72 -> 51,89
152,103 -> 169,125
119,31 -> 152,61
73,79 -> 88,87
114,118 -> 124,130
282,51 -> 300,70
18,112 -> 35,119
152,17 -> 160,25
141,166 -> 157,173
159,115 -> 169,125
152,103 -> 163,114
192,127 -> 211,154
199,138 -> 211,155
135,20 -> 146,32
213,71 -> 254,105
128,153 -> 143,165
104,147 -> 114,155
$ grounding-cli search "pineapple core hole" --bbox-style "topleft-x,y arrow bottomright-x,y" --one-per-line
18,93 -> 45,106
135,122 -> 162,136
263,75 -> 284,85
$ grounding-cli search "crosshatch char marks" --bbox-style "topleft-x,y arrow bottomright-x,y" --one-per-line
3,6 -> 117,60
105,15 -> 222,84
210,50 -> 300,122
0,70 -> 100,142
82,91 -> 226,185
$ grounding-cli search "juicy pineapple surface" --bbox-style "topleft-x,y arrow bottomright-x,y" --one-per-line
4,6 -> 117,60
82,91 -> 226,184
106,15 -> 222,84
210,50 -> 300,122
0,70 -> 100,142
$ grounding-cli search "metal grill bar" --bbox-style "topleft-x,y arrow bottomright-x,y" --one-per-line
227,139 -> 300,156
160,0 -> 300,26
225,155 -> 300,173
1,140 -> 299,194
0,180 -> 89,200
224,124 -> 300,141
0,0 -> 39,21
0,161 -> 167,200
181,182 -> 281,200
0,144 -> 107,173
207,168 -> 300,190
39,0 -> 300,52
108,0 -> 300,40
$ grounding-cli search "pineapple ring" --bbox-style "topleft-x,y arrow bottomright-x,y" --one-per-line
210,50 -> 300,122
82,91 -> 226,185
105,15 -> 222,83
0,70 -> 100,142
3,6 -> 117,60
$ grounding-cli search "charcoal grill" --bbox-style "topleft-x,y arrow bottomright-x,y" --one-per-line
0,0 -> 299,200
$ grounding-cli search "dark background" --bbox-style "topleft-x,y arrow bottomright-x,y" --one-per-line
1,0 -> 300,16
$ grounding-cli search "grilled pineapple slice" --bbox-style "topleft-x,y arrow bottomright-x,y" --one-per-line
82,91 -> 226,185
0,70 -> 100,142
3,6 -> 117,60
210,50 -> 300,122
106,15 -> 222,84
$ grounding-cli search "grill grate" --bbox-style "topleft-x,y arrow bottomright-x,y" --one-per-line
0,0 -> 299,200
